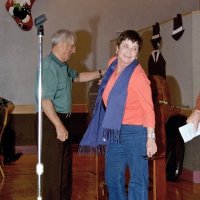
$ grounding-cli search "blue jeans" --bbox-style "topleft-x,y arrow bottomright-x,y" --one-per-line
105,125 -> 148,200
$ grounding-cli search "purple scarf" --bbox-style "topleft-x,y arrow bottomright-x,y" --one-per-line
79,58 -> 138,153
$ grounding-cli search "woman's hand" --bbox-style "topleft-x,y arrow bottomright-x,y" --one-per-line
146,138 -> 157,158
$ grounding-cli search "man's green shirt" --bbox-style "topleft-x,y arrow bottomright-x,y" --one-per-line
35,53 -> 79,113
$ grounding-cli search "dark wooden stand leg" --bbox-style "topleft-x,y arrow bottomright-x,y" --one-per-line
153,158 -> 166,200
96,154 -> 108,200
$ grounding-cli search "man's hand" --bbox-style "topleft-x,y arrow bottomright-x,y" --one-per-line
55,123 -> 69,142
41,99 -> 69,142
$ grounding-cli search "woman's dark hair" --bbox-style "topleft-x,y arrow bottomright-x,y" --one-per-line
116,30 -> 143,51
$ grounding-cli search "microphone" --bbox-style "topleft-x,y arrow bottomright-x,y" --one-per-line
35,14 -> 47,28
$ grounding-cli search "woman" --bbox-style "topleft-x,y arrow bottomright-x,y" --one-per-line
80,30 -> 157,200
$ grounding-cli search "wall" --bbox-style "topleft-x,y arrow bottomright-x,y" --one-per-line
110,11 -> 200,108
0,0 -> 199,106
140,11 -> 200,108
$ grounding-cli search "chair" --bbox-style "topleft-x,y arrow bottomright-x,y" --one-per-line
0,107 -> 9,178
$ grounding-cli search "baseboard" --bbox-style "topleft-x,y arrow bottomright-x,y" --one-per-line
15,144 -> 80,155
15,145 -> 37,155
181,168 -> 200,183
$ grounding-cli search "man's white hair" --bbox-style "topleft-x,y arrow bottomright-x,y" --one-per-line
51,29 -> 77,47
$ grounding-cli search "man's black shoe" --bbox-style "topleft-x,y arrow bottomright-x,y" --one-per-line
11,153 -> 23,162
3,157 -> 11,165
4,153 -> 23,165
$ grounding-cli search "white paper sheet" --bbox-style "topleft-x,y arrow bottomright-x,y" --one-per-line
179,123 -> 200,143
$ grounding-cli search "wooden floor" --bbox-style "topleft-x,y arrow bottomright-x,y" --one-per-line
0,153 -> 200,200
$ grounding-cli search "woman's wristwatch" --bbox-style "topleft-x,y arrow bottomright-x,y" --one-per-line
195,109 -> 200,114
98,70 -> 103,78
147,132 -> 156,140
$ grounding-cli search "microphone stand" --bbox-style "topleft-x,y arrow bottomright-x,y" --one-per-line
35,14 -> 47,200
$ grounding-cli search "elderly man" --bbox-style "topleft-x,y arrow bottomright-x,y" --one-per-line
35,29 -> 105,200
